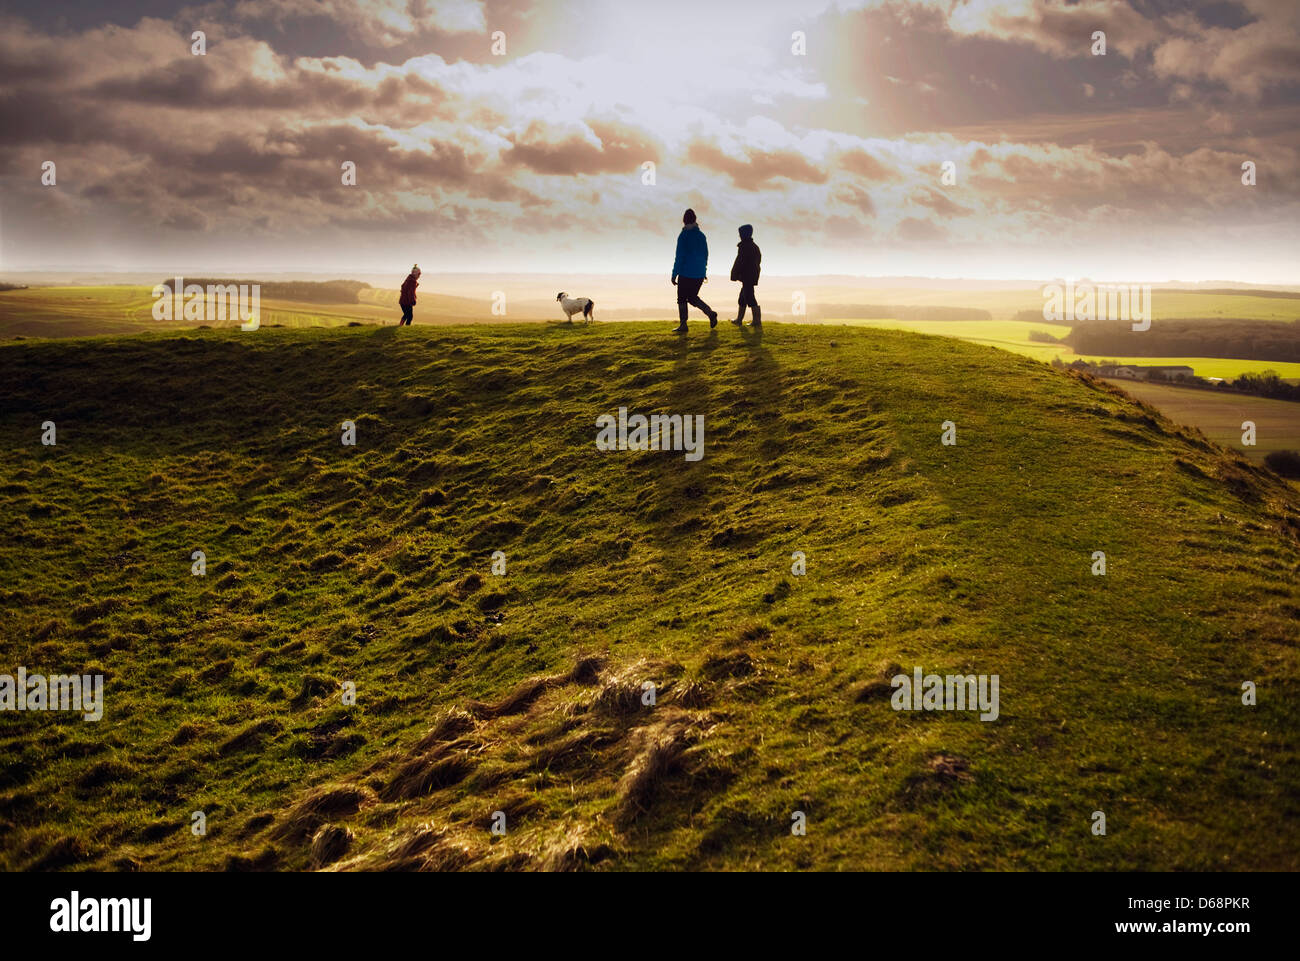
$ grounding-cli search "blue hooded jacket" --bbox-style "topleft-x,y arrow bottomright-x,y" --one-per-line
672,224 -> 708,280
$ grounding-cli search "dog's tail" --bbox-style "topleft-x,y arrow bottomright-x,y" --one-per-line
584,299 -> 594,320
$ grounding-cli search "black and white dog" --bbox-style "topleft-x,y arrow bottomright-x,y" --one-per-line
556,292 -> 595,323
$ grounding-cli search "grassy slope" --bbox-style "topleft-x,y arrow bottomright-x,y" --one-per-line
827,318 -> 1300,382
0,323 -> 1298,872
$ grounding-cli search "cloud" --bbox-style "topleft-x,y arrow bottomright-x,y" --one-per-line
911,186 -> 972,218
685,140 -> 829,190
221,0 -> 487,45
0,0 -> 1296,279
1151,17 -> 1300,98
894,216 -> 946,243
833,0 -> 1297,102
840,149 -> 900,182
834,183 -> 877,218
504,118 -> 661,175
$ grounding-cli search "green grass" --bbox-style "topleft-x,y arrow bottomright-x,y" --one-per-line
1087,290 -> 1300,323
1,322 -> 1298,871
828,318 -> 1300,381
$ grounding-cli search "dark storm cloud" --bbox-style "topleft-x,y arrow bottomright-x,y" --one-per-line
0,90 -> 111,148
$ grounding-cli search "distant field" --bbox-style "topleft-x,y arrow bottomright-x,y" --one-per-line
0,285 -> 373,337
828,318 -> 1300,382
1100,379 -> 1300,462
9,282 -> 1299,336
0,285 -> 162,338
830,318 -> 1072,359
0,285 -> 496,337
814,288 -> 1300,323
1101,290 -> 1300,323
1073,356 -> 1300,381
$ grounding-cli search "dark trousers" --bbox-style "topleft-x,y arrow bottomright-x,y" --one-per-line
737,283 -> 759,321
676,276 -> 713,324
399,304 -> 413,325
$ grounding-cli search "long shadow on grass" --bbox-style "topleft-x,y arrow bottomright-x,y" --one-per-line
735,325 -> 786,459
625,332 -> 718,577
631,325 -> 790,584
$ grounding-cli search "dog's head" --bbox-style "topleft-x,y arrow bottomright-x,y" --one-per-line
556,292 -> 566,301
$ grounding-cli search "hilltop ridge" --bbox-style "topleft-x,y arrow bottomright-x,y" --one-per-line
1,322 -> 1297,871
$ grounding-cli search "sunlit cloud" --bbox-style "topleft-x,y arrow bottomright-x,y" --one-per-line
0,0 -> 1297,281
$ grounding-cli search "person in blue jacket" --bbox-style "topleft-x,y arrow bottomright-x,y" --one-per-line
671,208 -> 718,334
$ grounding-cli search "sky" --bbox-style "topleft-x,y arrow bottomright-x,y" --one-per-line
1,0 -> 1298,282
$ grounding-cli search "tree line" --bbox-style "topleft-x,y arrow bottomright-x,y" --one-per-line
1055,318 -> 1300,363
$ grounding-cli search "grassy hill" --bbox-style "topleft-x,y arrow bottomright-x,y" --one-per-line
1,322 -> 1298,871
829,318 -> 1300,383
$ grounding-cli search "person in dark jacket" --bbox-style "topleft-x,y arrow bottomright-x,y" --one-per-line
729,224 -> 761,328
398,264 -> 420,325
671,209 -> 718,334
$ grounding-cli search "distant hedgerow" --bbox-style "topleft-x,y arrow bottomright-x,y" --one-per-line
1264,449 -> 1300,479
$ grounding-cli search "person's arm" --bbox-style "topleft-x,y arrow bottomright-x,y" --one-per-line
672,233 -> 683,283
702,235 -> 709,279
